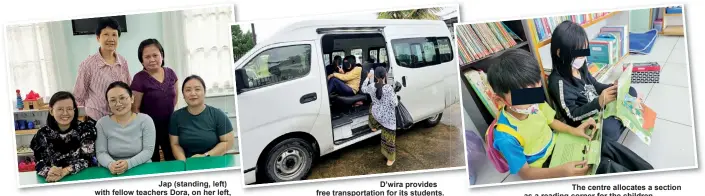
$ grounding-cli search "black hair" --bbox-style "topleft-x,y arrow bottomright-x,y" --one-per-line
46,91 -> 79,131
104,81 -> 132,102
95,17 -> 122,37
138,38 -> 165,67
550,21 -> 590,85
182,75 -> 207,93
374,66 -> 387,100
344,55 -> 357,71
486,49 -> 543,98
333,55 -> 342,66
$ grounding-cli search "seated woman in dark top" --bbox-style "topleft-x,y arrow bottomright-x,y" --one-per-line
30,91 -> 97,182
169,75 -> 235,160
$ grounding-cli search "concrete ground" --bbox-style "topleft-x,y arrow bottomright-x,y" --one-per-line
308,103 -> 465,179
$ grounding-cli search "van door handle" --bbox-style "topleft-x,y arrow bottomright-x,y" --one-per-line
402,76 -> 407,87
300,93 -> 317,104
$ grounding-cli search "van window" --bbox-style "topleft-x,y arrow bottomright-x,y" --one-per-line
379,48 -> 387,63
241,44 -> 311,89
323,54 -> 330,65
390,37 -> 453,68
350,49 -> 362,64
369,50 -> 378,62
331,51 -> 345,60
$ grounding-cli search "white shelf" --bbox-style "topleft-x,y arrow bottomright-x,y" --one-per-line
206,92 -> 235,98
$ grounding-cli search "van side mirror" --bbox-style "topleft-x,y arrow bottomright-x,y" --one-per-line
394,81 -> 402,92
234,69 -> 247,94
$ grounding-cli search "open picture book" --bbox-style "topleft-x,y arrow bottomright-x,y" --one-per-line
549,113 -> 603,175
603,63 -> 656,145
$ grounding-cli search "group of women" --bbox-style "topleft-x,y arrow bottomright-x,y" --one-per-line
29,17 -> 234,182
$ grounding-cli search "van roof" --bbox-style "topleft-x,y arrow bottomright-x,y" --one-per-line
261,19 -> 447,45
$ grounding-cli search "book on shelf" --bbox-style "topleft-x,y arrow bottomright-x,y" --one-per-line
464,70 -> 502,117
588,35 -> 619,65
457,22 -> 523,66
600,25 -> 628,57
532,12 -> 611,42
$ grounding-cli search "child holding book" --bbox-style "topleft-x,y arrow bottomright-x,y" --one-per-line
547,21 -> 639,142
487,49 -> 652,180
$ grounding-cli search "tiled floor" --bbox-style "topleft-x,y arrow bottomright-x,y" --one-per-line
467,35 -> 697,185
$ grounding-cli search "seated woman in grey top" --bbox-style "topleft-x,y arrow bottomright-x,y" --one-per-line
96,81 -> 156,175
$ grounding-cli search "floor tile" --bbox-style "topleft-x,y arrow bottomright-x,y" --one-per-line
667,48 -> 688,64
659,62 -> 690,88
474,158 -> 510,185
644,84 -> 694,126
622,119 -> 697,169
631,83 -> 655,100
502,174 -> 523,183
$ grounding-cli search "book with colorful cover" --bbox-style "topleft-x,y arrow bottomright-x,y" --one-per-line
465,70 -> 501,117
603,64 -> 656,145
600,25 -> 629,57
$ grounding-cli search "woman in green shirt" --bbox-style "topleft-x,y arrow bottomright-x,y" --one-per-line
169,75 -> 235,160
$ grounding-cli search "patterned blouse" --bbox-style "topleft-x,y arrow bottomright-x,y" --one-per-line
361,71 -> 398,130
30,120 -> 98,177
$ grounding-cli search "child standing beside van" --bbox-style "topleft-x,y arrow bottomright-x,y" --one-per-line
362,66 -> 398,166
486,49 -> 652,180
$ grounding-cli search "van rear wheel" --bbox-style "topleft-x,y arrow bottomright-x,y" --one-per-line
423,112 -> 443,127
262,138 -> 313,182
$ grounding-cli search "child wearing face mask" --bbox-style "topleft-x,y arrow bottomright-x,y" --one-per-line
547,21 -> 639,143
487,49 -> 652,180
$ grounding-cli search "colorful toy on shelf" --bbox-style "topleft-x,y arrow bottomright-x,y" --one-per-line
16,90 -> 23,110
23,90 -> 46,110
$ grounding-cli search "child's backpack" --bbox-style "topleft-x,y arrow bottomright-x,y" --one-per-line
485,117 -> 525,173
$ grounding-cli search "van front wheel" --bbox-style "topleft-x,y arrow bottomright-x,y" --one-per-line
423,112 -> 443,127
263,138 -> 313,182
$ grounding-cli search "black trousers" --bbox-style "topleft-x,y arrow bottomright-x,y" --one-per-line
151,118 -> 175,162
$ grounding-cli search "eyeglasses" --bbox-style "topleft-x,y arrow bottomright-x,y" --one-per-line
54,107 -> 75,114
108,96 -> 131,106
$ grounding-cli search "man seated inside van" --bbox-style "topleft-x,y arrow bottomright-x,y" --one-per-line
327,56 -> 362,103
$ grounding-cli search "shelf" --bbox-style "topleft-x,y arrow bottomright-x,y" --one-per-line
16,129 -> 39,136
662,26 -> 684,36
17,152 -> 33,156
206,92 -> 235,98
596,54 -> 630,83
14,109 -> 50,113
664,13 -> 682,17
459,41 -> 529,72
536,12 -> 621,48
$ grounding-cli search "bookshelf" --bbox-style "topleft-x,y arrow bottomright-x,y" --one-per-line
661,6 -> 684,36
457,20 -> 534,133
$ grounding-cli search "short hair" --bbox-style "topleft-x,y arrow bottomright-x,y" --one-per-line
138,38 -> 165,67
105,81 -> 132,102
486,49 -> 543,98
95,17 -> 121,37
182,75 -> 207,93
46,91 -> 79,131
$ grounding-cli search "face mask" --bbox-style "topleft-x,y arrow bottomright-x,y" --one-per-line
572,57 -> 586,69
510,104 -> 539,115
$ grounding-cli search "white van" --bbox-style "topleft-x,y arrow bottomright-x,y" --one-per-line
233,19 -> 460,184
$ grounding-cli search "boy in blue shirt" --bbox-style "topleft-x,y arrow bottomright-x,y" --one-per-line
486,49 -> 652,180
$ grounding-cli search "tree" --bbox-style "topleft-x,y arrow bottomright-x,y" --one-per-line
377,8 -> 443,20
232,25 -> 255,62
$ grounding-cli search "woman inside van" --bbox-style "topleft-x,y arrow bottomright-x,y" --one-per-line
30,91 -> 97,182
169,75 -> 235,160
327,56 -> 362,97
362,66 -> 398,166
130,38 -> 179,162
96,81 -> 156,175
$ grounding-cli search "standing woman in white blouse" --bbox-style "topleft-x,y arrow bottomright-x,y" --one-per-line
361,66 -> 398,166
